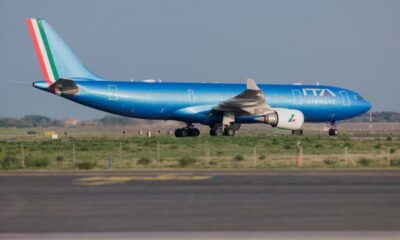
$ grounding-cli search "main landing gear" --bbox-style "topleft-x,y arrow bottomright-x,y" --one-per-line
174,124 -> 200,138
292,129 -> 303,135
328,121 -> 338,136
209,123 -> 240,137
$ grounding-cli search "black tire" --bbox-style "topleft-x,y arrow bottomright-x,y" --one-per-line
328,129 -> 338,136
224,128 -> 235,136
190,128 -> 200,137
214,127 -> 224,136
209,129 -> 216,136
293,129 -> 304,135
180,128 -> 189,137
175,128 -> 182,137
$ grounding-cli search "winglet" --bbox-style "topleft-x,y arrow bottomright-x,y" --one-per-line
246,78 -> 260,90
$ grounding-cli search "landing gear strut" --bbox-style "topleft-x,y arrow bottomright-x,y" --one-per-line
328,121 -> 338,136
175,124 -> 200,138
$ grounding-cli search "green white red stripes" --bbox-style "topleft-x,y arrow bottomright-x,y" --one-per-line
288,114 -> 296,123
26,18 -> 59,85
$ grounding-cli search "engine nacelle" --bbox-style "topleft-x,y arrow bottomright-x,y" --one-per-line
256,108 -> 304,130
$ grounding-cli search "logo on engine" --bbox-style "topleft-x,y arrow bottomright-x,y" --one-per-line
288,114 -> 296,123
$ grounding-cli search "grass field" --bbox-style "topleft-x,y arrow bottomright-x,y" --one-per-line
1,133 -> 400,170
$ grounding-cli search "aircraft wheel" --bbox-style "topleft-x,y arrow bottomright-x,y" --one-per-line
224,128 -> 235,136
180,128 -> 189,137
292,130 -> 303,135
333,129 -> 338,136
214,127 -> 224,136
209,129 -> 216,136
328,129 -> 338,136
175,128 -> 182,137
189,128 -> 200,137
210,126 -> 223,136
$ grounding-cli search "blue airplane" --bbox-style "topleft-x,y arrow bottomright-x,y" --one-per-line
27,18 -> 371,137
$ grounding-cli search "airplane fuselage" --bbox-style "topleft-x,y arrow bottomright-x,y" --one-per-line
34,80 -> 371,125
27,18 -> 372,136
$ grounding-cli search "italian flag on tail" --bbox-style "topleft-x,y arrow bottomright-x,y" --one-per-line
26,18 -> 59,85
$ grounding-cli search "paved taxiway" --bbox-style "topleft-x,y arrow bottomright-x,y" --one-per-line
0,170 -> 399,233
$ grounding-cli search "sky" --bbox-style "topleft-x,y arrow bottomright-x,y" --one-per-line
0,0 -> 399,120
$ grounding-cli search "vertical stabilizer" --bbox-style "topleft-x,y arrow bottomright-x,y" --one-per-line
26,18 -> 102,85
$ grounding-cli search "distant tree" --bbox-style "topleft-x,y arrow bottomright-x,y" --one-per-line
0,115 -> 61,128
346,111 -> 400,123
99,115 -> 133,126
51,119 -> 64,127
99,115 -> 150,126
19,115 -> 52,127
0,117 -> 20,127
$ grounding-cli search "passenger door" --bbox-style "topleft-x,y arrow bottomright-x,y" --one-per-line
339,91 -> 350,106
292,90 -> 302,105
188,89 -> 195,102
108,85 -> 118,101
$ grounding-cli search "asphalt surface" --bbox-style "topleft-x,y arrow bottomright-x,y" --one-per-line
0,170 -> 400,233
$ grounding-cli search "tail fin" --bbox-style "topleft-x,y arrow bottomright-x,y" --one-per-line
26,18 -> 101,85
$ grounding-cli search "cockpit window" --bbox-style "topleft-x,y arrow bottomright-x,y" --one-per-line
355,95 -> 364,100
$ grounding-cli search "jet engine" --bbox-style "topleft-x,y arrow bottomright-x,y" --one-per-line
256,108 -> 304,130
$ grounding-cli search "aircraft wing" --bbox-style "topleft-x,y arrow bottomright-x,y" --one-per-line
213,79 -> 272,116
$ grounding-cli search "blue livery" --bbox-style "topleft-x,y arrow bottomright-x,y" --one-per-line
28,19 -> 371,137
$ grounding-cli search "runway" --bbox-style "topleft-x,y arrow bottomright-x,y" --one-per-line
0,170 -> 399,234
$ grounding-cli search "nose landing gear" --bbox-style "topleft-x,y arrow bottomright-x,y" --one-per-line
328,128 -> 338,136
328,121 -> 338,136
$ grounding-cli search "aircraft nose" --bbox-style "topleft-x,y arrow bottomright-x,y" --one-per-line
363,100 -> 372,113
